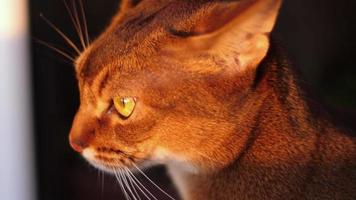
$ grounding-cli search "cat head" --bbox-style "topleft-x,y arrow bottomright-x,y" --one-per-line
69,0 -> 282,173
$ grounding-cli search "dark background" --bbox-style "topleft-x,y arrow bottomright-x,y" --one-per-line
29,1 -> 356,200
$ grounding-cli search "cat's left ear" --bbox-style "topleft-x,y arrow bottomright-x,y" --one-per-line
170,0 -> 282,73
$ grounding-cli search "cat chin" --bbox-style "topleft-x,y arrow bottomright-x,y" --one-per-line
82,147 -> 203,175
82,147 -> 154,174
82,148 -> 129,174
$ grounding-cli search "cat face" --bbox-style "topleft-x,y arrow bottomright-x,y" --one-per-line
69,0 -> 282,173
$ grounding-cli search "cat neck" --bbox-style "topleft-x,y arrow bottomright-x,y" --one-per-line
167,44 -> 356,200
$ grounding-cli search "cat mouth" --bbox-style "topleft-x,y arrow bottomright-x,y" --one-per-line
82,147 -> 138,173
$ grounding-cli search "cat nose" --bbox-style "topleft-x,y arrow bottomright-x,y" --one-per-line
69,110 -> 97,153
69,136 -> 88,153
69,129 -> 95,152
69,124 -> 96,153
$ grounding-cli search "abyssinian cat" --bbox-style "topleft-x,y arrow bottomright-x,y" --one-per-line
67,0 -> 356,199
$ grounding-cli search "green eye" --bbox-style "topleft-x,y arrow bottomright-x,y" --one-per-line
113,97 -> 136,118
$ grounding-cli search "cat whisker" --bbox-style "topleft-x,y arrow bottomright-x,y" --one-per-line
97,169 -> 100,195
125,167 -> 158,200
113,167 -> 131,200
71,0 -> 87,50
124,168 -> 142,200
96,169 -> 105,200
78,0 -> 90,46
113,161 -> 143,200
100,169 -> 105,197
39,13 -> 81,54
124,167 -> 152,200
71,0 -> 85,49
132,163 -> 176,200
62,0 -> 86,50
34,38 -> 75,62
97,169 -> 101,187
119,169 -> 139,200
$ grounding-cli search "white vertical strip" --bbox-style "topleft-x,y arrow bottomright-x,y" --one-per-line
0,0 -> 36,200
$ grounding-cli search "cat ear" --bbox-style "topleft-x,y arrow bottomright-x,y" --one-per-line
169,0 -> 282,73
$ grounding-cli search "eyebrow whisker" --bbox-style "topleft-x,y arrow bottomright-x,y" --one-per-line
62,0 -> 86,50
34,38 -> 75,62
40,13 -> 81,54
78,0 -> 90,46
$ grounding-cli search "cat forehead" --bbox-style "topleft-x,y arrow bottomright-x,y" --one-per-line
75,1 -> 220,81
75,4 -> 167,80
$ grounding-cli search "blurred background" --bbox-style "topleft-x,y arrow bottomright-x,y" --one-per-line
0,0 -> 355,200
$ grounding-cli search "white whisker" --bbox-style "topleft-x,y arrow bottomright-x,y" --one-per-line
126,167 -> 158,200
124,168 -> 142,200
119,169 -> 138,200
125,168 -> 152,200
114,168 -> 131,200
100,170 -> 105,197
133,163 -> 175,200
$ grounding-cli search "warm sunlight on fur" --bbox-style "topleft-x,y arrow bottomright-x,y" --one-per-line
67,0 -> 356,199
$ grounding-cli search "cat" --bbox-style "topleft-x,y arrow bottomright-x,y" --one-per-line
68,0 -> 356,199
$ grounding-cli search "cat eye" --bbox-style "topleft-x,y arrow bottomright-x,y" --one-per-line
113,97 -> 136,118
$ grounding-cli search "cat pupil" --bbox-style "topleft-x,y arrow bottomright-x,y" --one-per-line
121,98 -> 126,107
